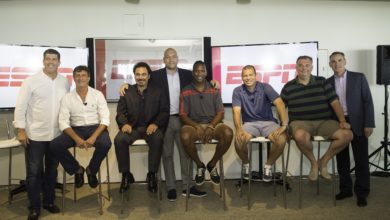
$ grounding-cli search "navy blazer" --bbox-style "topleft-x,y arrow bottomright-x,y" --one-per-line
116,84 -> 169,131
326,71 -> 375,136
150,68 -> 193,106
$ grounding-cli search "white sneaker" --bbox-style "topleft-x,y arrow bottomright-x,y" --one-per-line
242,163 -> 250,180
263,165 -> 272,182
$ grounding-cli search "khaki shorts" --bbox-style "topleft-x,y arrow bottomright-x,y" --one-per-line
289,120 -> 339,139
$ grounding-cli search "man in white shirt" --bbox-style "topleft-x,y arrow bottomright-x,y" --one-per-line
14,49 -> 69,220
50,65 -> 111,190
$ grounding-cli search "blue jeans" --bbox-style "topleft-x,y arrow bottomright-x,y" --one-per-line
50,125 -> 111,175
25,140 -> 58,211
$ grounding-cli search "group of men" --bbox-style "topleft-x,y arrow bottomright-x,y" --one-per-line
13,48 -> 374,220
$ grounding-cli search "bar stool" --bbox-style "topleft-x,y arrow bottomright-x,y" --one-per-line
61,147 -> 111,215
240,136 -> 287,209
121,139 -> 162,214
0,120 -> 23,204
185,139 -> 226,211
298,136 -> 336,208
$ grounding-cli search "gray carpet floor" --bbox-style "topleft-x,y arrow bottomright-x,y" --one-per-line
0,176 -> 389,220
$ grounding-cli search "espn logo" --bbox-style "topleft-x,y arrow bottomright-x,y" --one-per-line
225,64 -> 296,84
0,67 -> 74,87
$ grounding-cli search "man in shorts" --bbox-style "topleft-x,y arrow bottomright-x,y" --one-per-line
281,56 -> 353,181
232,65 -> 288,181
179,60 -> 233,185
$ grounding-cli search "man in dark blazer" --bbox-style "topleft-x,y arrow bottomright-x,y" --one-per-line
114,62 -> 169,193
327,51 -> 375,207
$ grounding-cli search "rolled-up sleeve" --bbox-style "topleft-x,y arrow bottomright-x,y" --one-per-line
58,95 -> 71,131
13,79 -> 31,129
97,91 -> 110,126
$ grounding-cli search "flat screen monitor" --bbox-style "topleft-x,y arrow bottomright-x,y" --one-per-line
211,42 -> 318,104
0,45 -> 88,109
87,37 -> 211,102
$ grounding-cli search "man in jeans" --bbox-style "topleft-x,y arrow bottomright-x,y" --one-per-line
232,65 -> 288,181
51,65 -> 111,190
180,60 -> 233,186
14,49 -> 68,220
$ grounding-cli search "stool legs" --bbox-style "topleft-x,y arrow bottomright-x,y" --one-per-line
8,148 -> 12,205
242,141 -> 286,210
62,169 -> 66,215
298,140 -> 336,208
185,153 -> 226,211
62,147 -> 110,215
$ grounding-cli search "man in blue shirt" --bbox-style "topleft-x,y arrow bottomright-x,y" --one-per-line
232,65 -> 288,181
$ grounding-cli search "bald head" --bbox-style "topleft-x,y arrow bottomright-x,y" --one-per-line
163,48 -> 179,72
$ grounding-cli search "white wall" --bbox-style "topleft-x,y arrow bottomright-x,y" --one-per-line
1,0 -> 390,184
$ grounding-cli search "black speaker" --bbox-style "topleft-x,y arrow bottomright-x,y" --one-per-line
377,45 -> 390,85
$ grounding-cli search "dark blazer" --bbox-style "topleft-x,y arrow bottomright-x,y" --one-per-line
327,71 -> 375,136
116,83 -> 169,131
150,68 -> 193,106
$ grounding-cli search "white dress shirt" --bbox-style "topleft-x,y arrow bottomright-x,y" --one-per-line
13,70 -> 70,141
334,70 -> 348,116
59,86 -> 110,131
166,69 -> 180,115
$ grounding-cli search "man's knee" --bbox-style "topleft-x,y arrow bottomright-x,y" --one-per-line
293,129 -> 310,142
333,129 -> 353,143
180,127 -> 194,145
114,132 -> 129,147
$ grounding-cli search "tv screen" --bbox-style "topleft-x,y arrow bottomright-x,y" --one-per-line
87,37 -> 211,102
0,45 -> 88,109
212,42 -> 318,104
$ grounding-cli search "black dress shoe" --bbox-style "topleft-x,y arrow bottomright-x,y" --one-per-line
75,166 -> 85,188
357,197 -> 367,207
335,192 -> 353,200
86,167 -> 98,188
43,204 -> 60,213
27,209 -> 40,220
146,172 -> 157,193
119,172 -> 135,193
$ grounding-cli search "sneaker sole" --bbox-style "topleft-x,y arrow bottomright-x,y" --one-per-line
195,181 -> 205,186
210,180 -> 220,186
181,193 -> 207,198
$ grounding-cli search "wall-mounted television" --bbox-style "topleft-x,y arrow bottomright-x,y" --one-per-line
0,44 -> 88,109
212,42 -> 318,104
86,37 -> 211,102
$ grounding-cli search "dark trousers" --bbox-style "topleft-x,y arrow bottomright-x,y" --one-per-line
25,140 -> 58,211
114,126 -> 163,174
50,125 -> 111,175
337,120 -> 370,198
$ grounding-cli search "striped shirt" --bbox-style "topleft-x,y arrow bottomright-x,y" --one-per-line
280,75 -> 338,121
179,82 -> 224,124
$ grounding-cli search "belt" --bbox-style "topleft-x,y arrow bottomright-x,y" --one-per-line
170,114 -> 179,117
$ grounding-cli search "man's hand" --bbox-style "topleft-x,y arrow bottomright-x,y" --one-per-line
203,127 -> 214,144
268,125 -> 287,140
235,128 -> 246,146
339,121 -> 351,129
17,129 -> 29,148
364,127 -> 373,138
119,83 -> 129,96
121,124 -> 132,134
210,80 -> 221,89
146,124 -> 158,135
194,125 -> 205,143
75,138 -> 87,149
86,136 -> 97,148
